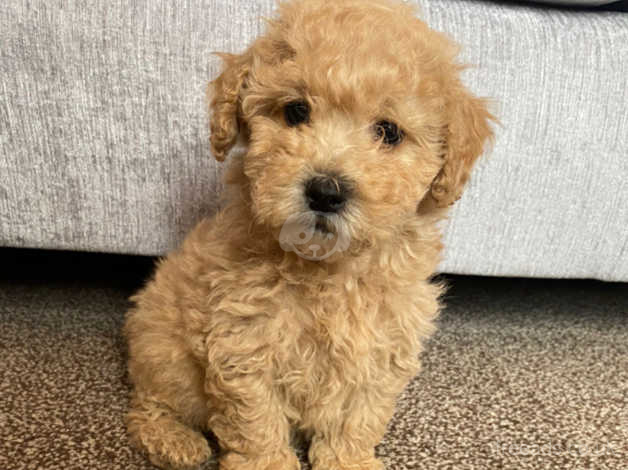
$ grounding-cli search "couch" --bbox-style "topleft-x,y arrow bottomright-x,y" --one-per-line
1,0 -> 627,281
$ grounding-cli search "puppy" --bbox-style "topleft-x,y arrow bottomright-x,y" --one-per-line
124,1 -> 494,469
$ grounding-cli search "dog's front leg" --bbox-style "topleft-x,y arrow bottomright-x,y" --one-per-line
204,336 -> 300,470
308,385 -> 399,470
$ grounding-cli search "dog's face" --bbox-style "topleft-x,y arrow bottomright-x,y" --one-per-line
210,0 -> 493,252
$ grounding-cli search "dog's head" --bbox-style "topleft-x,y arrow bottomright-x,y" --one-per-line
209,0 -> 493,254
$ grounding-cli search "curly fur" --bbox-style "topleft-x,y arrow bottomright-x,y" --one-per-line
124,1 -> 494,469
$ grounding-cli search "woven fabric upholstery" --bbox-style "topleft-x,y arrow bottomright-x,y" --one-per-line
532,1 -> 617,5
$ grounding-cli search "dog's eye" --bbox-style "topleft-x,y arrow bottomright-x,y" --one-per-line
374,120 -> 404,146
284,101 -> 310,127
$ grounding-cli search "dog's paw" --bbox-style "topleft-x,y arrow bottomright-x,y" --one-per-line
145,431 -> 211,470
309,445 -> 384,470
313,459 -> 384,470
127,412 -> 211,470
312,458 -> 384,470
219,449 -> 300,470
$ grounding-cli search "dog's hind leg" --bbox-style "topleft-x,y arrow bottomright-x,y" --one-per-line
126,392 -> 212,470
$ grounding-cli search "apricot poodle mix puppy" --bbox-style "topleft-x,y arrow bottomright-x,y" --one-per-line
124,0 -> 493,469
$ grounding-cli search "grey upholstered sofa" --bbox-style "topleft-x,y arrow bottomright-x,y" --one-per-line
1,0 -> 627,281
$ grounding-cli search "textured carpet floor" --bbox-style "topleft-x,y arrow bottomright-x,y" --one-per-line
0,250 -> 626,470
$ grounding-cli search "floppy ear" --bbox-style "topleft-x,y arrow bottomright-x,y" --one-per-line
428,86 -> 494,208
208,52 -> 251,161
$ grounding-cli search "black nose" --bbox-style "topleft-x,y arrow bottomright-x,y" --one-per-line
305,175 -> 349,213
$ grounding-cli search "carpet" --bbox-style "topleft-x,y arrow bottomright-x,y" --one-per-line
0,249 -> 626,469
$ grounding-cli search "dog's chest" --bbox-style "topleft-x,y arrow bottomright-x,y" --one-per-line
272,280 -> 402,411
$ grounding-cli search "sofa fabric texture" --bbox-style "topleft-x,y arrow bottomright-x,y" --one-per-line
1,0 -> 627,281
535,0 -> 617,5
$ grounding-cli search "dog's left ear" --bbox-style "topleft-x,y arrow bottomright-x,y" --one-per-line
428,84 -> 495,208
208,52 -> 251,161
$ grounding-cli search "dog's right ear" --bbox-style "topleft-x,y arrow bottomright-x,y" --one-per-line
208,52 -> 251,161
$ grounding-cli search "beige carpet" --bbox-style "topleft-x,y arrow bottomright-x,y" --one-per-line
0,249 -> 626,470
